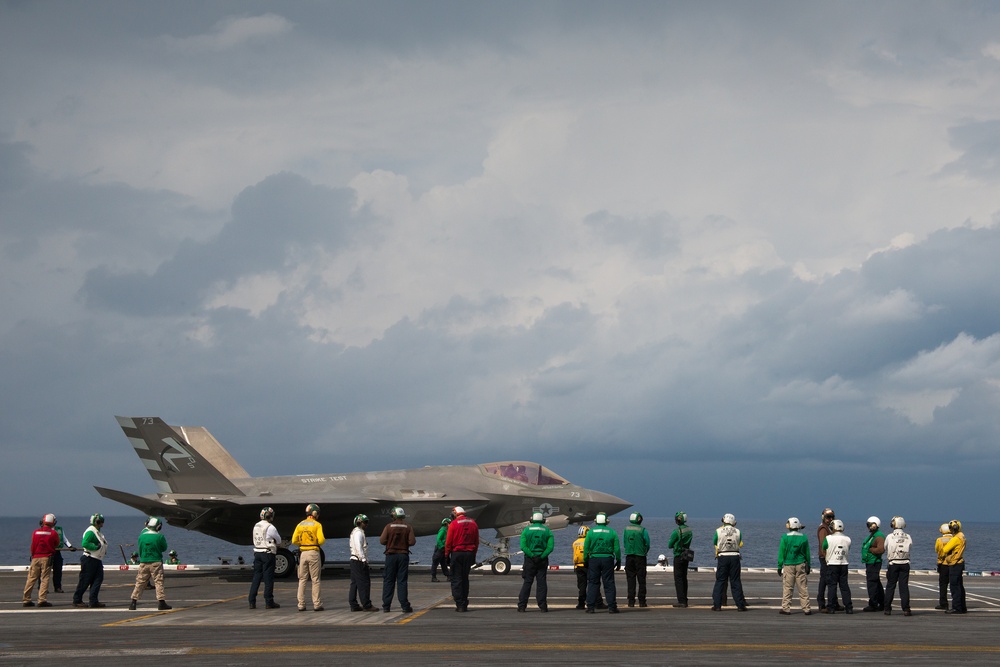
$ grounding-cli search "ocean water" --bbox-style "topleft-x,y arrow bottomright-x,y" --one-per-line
5,516 -> 997,572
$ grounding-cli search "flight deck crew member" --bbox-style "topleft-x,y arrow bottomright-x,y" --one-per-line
73,513 -> 109,608
248,506 -> 281,609
349,513 -> 376,611
668,511 -> 693,607
816,508 -> 841,612
712,513 -> 748,612
431,517 -> 451,582
822,519 -> 853,613
51,518 -> 75,594
573,526 -> 604,609
776,517 -> 811,615
518,512 -> 554,612
292,503 -> 325,611
129,516 -> 172,611
623,511 -> 650,608
380,506 -> 416,613
883,516 -> 912,616
23,514 -> 59,607
861,516 -> 886,612
935,523 -> 952,610
445,506 -> 479,612
941,520 -> 967,614
583,512 -> 621,614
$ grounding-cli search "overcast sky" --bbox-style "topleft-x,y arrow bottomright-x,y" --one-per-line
3,1 -> 1000,524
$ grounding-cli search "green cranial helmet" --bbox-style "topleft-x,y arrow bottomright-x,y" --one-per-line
674,511 -> 687,525
260,507 -> 275,521
391,506 -> 406,519
90,513 -> 104,526
145,516 -> 163,531
306,503 -> 320,518
354,513 -> 369,526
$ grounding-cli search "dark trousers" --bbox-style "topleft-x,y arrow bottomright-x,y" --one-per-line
624,554 -> 647,603
817,558 -> 839,609
937,563 -> 950,607
381,553 -> 409,610
826,564 -> 853,610
949,562 -> 967,612
576,567 -> 603,606
865,562 -> 885,609
349,559 -> 372,609
673,558 -> 689,605
586,556 -> 617,610
248,552 -> 276,604
713,555 -> 746,608
51,550 -> 64,591
73,555 -> 104,605
518,556 -> 548,608
450,551 -> 475,609
431,547 -> 450,578
884,563 -> 910,611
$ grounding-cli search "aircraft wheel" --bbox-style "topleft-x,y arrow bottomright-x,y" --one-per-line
491,557 -> 511,575
275,549 -> 296,578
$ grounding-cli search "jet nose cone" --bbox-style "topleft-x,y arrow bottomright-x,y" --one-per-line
591,490 -> 632,516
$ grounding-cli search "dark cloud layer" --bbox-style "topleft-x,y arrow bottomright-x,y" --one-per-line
80,172 -> 370,316
4,3 -> 1000,525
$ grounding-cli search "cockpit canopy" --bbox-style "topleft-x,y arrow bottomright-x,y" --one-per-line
480,462 -> 569,486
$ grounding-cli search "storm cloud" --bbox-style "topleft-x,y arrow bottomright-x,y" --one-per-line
2,1 -> 1000,522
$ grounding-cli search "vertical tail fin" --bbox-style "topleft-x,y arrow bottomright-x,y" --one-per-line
115,416 -> 246,496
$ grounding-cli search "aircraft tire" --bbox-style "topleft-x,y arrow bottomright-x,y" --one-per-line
275,548 -> 296,578
491,557 -> 511,575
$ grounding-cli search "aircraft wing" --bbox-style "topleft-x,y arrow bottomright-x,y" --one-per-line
94,486 -> 198,521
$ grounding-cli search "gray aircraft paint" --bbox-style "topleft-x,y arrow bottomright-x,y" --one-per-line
97,416 -> 631,559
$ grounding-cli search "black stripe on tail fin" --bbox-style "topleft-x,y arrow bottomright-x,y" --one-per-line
115,416 -> 245,496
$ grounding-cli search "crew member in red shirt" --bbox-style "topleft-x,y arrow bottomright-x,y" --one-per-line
445,506 -> 479,612
23,514 -> 60,607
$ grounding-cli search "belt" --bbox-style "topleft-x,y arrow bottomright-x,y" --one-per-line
717,552 -> 740,557
253,549 -> 274,553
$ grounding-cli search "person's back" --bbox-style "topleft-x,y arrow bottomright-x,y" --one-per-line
825,533 -> 851,565
137,527 -> 168,563
623,522 -> 649,556
521,522 -> 554,559
446,514 -> 479,553
585,525 -> 620,559
292,518 -> 324,550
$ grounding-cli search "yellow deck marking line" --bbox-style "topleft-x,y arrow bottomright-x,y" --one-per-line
396,595 -> 451,624
102,595 -> 245,627
189,642 -> 1000,655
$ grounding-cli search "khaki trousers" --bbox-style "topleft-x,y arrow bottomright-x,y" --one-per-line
131,562 -> 166,601
23,556 -> 52,603
297,549 -> 322,610
781,562 -> 811,612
